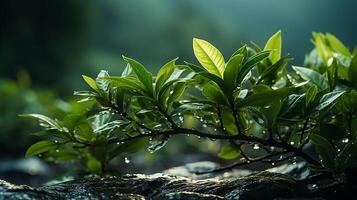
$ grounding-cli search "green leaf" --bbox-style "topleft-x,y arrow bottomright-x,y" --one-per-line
87,157 -> 102,173
74,122 -> 94,142
221,107 -> 238,135
224,54 -> 244,89
19,114 -> 64,131
156,58 -> 177,94
122,64 -> 133,76
104,76 -> 146,94
158,79 -> 181,105
193,38 -> 225,78
312,32 -> 332,65
47,150 -> 79,162
325,33 -> 351,57
305,85 -> 318,107
314,91 -> 345,112
310,134 -> 336,169
32,129 -> 71,140
236,87 -> 295,108
279,94 -> 305,119
95,70 -> 110,92
25,140 -> 57,157
292,66 -> 329,90
230,45 -> 247,60
202,81 -> 229,105
218,144 -> 240,159
167,82 -> 187,107
264,30 -> 282,64
261,100 -> 281,127
82,75 -> 99,92
237,50 -> 271,83
257,56 -> 291,84
123,56 -> 154,95
349,52 -> 357,85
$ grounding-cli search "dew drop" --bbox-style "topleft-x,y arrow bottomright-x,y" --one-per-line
342,138 -> 349,143
124,157 -> 130,164
253,144 -> 260,150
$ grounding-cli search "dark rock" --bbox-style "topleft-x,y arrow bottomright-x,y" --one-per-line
0,172 -> 309,200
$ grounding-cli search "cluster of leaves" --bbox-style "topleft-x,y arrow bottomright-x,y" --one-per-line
22,31 -> 357,182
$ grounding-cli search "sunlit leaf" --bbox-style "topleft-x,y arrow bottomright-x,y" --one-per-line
82,75 -> 99,92
325,33 -> 351,57
264,30 -> 282,64
193,38 -> 225,78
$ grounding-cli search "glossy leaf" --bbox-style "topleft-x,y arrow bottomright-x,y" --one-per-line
221,107 -> 238,135
156,58 -> 177,93
237,50 -> 270,83
292,66 -> 329,90
257,56 -> 291,84
167,82 -> 187,107
123,56 -> 154,95
224,54 -> 244,89
314,91 -> 345,112
236,87 -> 296,108
305,85 -> 318,107
20,114 -> 64,131
310,134 -> 336,169
202,81 -> 229,105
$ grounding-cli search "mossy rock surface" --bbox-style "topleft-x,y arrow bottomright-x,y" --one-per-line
0,171 -> 310,200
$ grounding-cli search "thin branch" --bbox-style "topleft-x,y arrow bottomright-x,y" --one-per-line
107,101 -> 321,167
195,151 -> 289,174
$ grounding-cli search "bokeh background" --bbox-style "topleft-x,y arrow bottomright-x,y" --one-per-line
1,0 -> 356,185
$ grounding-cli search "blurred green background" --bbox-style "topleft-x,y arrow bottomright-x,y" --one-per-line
0,0 -> 356,185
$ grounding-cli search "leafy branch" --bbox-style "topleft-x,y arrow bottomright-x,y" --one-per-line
21,31 -> 357,184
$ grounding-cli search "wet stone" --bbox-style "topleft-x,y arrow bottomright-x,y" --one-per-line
0,172 -> 309,200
